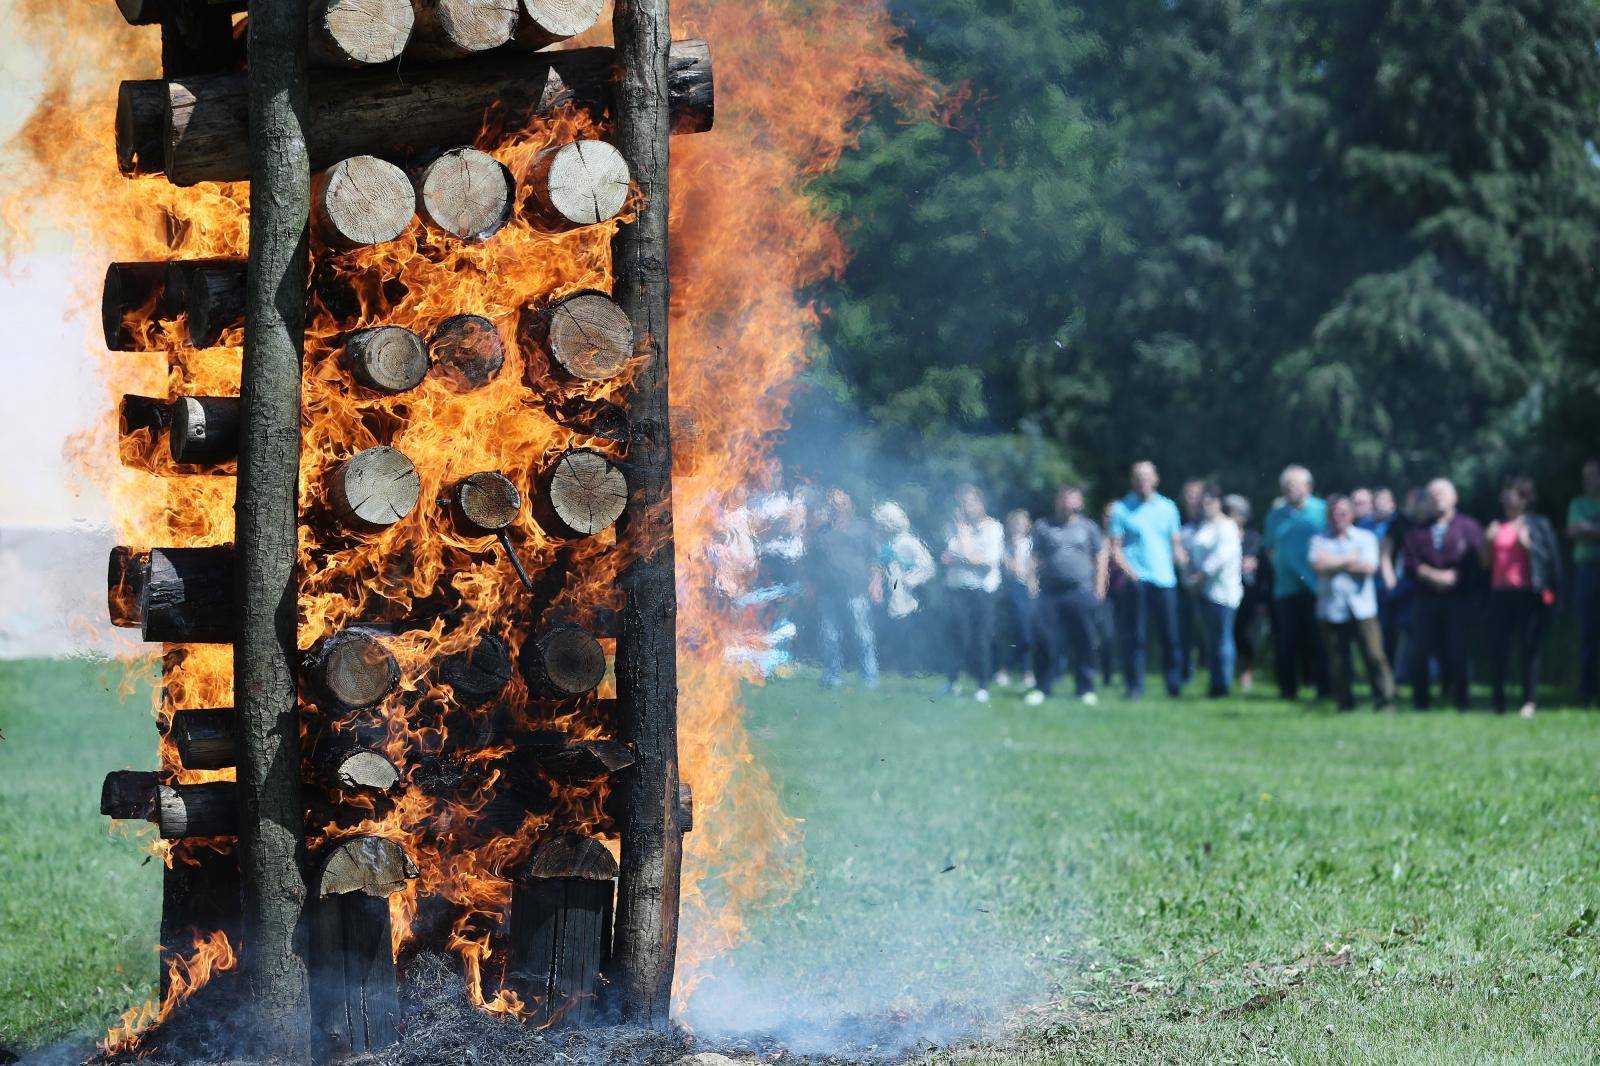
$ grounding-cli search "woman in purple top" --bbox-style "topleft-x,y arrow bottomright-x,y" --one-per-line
1401,478 -> 1485,711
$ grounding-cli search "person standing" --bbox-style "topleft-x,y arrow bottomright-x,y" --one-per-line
1263,465 -> 1329,700
872,501 -> 936,676
1310,495 -> 1395,711
1177,477 -> 1207,686
941,484 -> 1005,703
811,488 -> 881,689
997,510 -> 1040,690
1359,486 -> 1401,669
1186,486 -> 1243,697
1402,478 -> 1485,711
1482,477 -> 1560,717
1566,458 -> 1600,707
1028,485 -> 1107,706
1109,461 -> 1187,698
1227,494 -> 1267,692
1097,499 -> 1126,689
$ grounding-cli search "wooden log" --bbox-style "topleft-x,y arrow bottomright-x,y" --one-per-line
159,843 -> 242,1004
102,261 -> 173,351
310,838 -> 416,1060
343,325 -> 429,393
437,631 -> 513,708
407,0 -> 518,61
102,769 -> 160,820
526,140 -> 631,231
310,0 -> 415,68
108,545 -> 151,629
116,0 -> 246,27
429,314 -> 504,391
158,781 -> 239,839
165,257 -> 248,348
453,470 -> 521,531
536,449 -> 628,538
170,707 -> 236,771
312,155 -> 416,249
314,628 -> 401,710
521,291 -> 633,383
120,394 -> 172,437
540,739 -> 635,783
524,625 -> 606,698
159,0 -> 243,78
151,39 -> 713,185
611,0 -> 683,1026
414,146 -> 514,241
327,445 -> 421,529
513,0 -> 604,50
507,834 -> 616,1027
117,80 -> 168,176
322,747 -> 401,793
170,395 -> 241,464
141,545 -> 236,643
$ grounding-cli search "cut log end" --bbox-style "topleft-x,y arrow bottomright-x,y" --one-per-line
454,471 -> 522,531
166,258 -> 248,349
416,147 -> 514,241
108,546 -> 151,629
318,836 -> 418,897
530,626 -> 606,697
329,445 -> 421,528
313,155 -> 416,249
429,314 -> 505,391
325,748 -> 402,793
319,629 -> 402,709
528,291 -> 633,383
529,139 -> 631,230
438,631 -> 513,705
514,0 -> 604,49
140,546 -> 235,644
540,449 -> 627,537
521,832 -> 617,880
410,0 -> 519,59
171,707 -> 236,771
312,0 -> 416,67
102,770 -> 159,820
171,396 -> 241,465
102,262 -> 168,351
344,326 -> 429,393
116,80 -> 167,176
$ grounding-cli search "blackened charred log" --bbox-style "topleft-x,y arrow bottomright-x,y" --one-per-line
141,546 -> 236,643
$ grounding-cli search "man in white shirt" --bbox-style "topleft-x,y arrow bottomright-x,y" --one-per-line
1310,495 -> 1396,711
941,484 -> 1005,703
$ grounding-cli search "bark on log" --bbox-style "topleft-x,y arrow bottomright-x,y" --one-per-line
171,395 -> 241,464
429,314 -> 504,391
322,747 -> 401,792
407,0 -> 518,60
521,291 -> 633,384
344,325 -> 429,393
117,80 -> 168,176
611,0 -> 682,1027
507,834 -> 616,1027
312,155 -> 416,249
513,0 -> 604,50
148,39 -> 713,184
236,0 -> 313,1048
141,545 -> 236,643
437,631 -> 513,708
414,147 -> 514,241
526,139 -> 631,231
170,706 -> 236,770
159,781 -> 239,839
328,445 -> 421,529
525,625 -> 606,698
310,0 -> 415,67
536,449 -> 628,538
108,545 -> 151,629
166,257 -> 248,348
103,261 -> 175,351
310,838 -> 415,1059
102,770 -> 160,820
314,628 -> 402,709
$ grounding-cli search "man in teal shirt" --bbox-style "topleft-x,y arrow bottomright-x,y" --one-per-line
1109,460 -> 1187,698
1263,464 -> 1328,700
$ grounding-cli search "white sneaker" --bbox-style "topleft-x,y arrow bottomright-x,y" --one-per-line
974,688 -> 990,704
1022,671 -> 1036,689
1081,692 -> 1099,707
994,671 -> 1012,688
1023,689 -> 1045,706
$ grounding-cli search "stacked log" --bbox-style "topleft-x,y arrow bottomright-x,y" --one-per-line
312,628 -> 402,710
429,314 -> 505,390
140,546 -> 236,643
312,155 -> 417,249
169,707 -> 236,770
514,0 -> 604,50
344,326 -> 430,393
309,0 -> 416,68
506,834 -> 616,1027
525,140 -> 631,231
414,146 -> 515,240
535,449 -> 628,538
521,290 -> 634,383
170,396 -> 240,464
524,625 -> 606,698
327,445 -> 422,529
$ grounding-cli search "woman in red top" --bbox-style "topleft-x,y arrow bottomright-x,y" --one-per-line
1481,477 -> 1562,717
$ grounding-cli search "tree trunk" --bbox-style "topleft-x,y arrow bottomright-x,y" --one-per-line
406,0 -> 517,61
142,545 -> 237,643
145,39 -> 713,184
236,0 -> 313,1054
171,395 -> 241,464
610,0 -> 682,1027
343,325 -> 429,393
311,155 -> 416,249
414,146 -> 514,241
513,0 -> 603,50
536,449 -> 628,538
309,0 -> 415,68
326,445 -> 421,529
521,290 -> 634,383
170,706 -> 237,770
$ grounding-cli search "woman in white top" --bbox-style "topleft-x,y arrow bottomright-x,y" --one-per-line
941,483 -> 1005,702
1185,486 -> 1243,696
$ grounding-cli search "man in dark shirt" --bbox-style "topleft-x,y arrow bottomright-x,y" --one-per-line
811,488 -> 882,688
1401,478 -> 1485,710
1028,485 -> 1108,705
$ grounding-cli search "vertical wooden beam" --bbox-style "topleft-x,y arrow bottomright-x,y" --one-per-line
609,0 -> 682,1028
236,0 -> 312,1058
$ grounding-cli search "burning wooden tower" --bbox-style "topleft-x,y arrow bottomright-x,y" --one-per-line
100,0 -> 702,1057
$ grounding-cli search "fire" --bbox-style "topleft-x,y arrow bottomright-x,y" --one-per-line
1,0 -> 938,1039
97,930 -> 238,1059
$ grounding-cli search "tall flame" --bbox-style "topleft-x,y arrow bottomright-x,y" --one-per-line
0,0 -> 938,1034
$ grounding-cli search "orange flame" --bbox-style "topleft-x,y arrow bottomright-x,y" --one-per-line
97,930 -> 238,1059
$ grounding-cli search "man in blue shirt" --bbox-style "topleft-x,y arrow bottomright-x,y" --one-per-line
1109,460 -> 1187,698
1263,464 -> 1329,700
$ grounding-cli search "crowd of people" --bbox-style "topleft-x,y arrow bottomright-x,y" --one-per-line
718,457 -> 1600,717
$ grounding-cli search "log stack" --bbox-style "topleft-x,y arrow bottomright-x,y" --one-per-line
97,0 -> 704,1052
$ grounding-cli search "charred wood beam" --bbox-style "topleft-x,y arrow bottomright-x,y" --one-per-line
166,256 -> 248,348
141,545 -> 236,643
101,772 -> 239,839
170,706 -> 236,770
507,834 -> 616,1027
108,545 -> 152,629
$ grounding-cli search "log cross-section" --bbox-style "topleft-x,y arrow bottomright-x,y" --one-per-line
429,314 -> 505,391
315,628 -> 402,710
515,0 -> 604,50
328,445 -> 422,529
522,290 -> 634,383
343,325 -> 429,393
310,0 -> 415,68
415,146 -> 514,241
407,0 -> 518,61
312,155 -> 416,249
525,625 -> 607,699
527,140 -> 631,231
538,449 -> 628,538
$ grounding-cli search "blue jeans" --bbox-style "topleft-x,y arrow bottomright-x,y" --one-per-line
1199,600 -> 1237,696
819,593 -> 878,686
1119,581 -> 1182,697
1578,564 -> 1600,703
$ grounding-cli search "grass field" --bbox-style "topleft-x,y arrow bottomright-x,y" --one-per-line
3,658 -> 1599,1062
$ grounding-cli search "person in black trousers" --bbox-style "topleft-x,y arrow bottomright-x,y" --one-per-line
1481,477 -> 1561,717
1402,479 -> 1486,711
1027,485 -> 1108,706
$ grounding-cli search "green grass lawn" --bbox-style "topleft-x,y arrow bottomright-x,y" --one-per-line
4,657 -> 1599,1063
